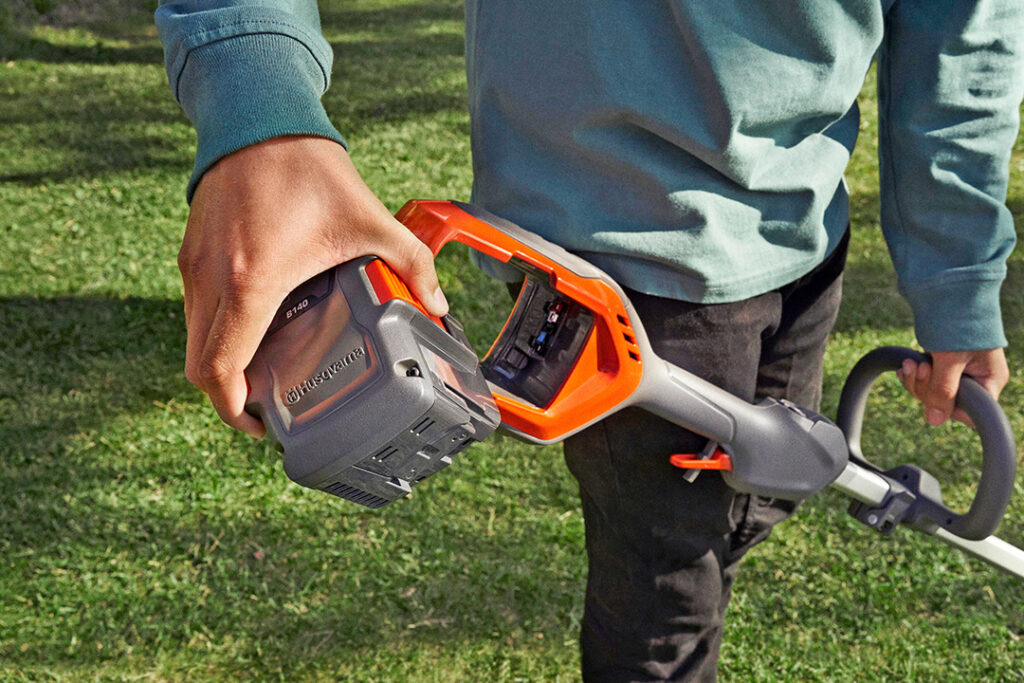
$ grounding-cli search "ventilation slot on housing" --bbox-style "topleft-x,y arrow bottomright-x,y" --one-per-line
372,445 -> 399,463
412,417 -> 435,435
323,482 -> 389,509
449,438 -> 473,456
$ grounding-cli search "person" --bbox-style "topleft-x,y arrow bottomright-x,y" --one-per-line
155,1 -> 1022,680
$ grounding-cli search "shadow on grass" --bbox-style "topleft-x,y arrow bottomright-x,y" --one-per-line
0,293 -> 579,673
0,61 -> 193,185
1,0 -> 465,65
0,295 -> 191,459
342,82 -> 469,127
326,30 -> 469,139
0,0 -> 161,62
2,274 -> 1021,676
320,1 -> 462,29
0,27 -> 164,64
0,3 -> 471,187
2,285 -> 1020,674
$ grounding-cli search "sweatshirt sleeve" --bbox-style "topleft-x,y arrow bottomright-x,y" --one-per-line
155,1 -> 347,201
877,0 -> 1023,351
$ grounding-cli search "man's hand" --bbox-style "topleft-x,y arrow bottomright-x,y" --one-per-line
896,348 -> 1009,427
179,135 -> 448,437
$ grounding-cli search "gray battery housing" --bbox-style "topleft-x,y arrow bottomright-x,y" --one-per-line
245,257 -> 500,508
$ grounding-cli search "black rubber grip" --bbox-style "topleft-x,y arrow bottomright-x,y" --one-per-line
836,346 -> 1017,540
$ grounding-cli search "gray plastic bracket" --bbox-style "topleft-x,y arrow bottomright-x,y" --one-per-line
848,463 -> 943,535
849,485 -> 915,535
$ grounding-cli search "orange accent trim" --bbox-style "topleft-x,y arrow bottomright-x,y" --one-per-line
396,200 -> 644,442
669,450 -> 733,472
363,258 -> 445,329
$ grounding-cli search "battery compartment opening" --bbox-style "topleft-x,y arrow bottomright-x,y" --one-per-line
480,272 -> 595,409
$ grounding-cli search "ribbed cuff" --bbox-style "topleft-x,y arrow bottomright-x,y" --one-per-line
903,275 -> 1008,351
177,32 -> 347,201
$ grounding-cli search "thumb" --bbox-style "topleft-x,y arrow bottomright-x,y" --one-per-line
377,221 -> 449,317
318,146 -> 449,318
922,353 -> 968,426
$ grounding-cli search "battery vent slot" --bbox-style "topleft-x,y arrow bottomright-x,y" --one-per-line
450,438 -> 473,456
372,445 -> 399,463
323,481 -> 389,509
412,417 -> 435,435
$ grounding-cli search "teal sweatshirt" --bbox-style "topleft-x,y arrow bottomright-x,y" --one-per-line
155,1 -> 1023,351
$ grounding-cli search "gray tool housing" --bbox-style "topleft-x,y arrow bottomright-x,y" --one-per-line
245,257 -> 501,508
456,202 -> 849,500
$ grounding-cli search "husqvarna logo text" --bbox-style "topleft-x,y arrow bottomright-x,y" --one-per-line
285,347 -> 366,405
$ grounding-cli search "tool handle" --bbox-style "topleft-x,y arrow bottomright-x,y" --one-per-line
836,346 -> 1017,541
641,358 -> 849,500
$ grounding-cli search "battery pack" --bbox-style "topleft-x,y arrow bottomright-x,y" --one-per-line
245,257 -> 500,509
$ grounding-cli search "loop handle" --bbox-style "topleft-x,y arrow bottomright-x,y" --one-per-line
836,346 -> 1017,541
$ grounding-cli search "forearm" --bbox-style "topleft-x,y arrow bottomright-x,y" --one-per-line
878,0 -> 1023,351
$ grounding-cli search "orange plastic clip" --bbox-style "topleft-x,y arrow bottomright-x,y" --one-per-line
669,449 -> 733,471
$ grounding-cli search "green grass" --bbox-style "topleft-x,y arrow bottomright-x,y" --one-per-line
1,2 -> 1022,680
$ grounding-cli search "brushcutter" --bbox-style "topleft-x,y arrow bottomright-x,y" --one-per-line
244,200 -> 1023,578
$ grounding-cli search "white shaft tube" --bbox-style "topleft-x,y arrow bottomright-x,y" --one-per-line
830,461 -> 1024,579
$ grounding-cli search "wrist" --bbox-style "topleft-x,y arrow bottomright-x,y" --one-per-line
178,34 -> 347,202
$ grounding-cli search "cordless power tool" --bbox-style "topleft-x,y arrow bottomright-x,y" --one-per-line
245,200 -> 1023,577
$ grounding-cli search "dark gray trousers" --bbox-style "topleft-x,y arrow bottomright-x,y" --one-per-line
564,232 -> 848,682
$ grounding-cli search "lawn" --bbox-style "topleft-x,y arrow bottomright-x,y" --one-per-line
1,1 -> 1022,681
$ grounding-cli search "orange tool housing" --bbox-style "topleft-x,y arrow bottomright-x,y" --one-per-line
397,200 -> 644,443
363,258 -> 446,329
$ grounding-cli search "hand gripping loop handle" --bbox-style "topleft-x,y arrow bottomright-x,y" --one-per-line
836,346 -> 1017,541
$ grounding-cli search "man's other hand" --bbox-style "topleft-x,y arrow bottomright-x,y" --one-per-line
897,348 -> 1009,427
178,136 -> 448,437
